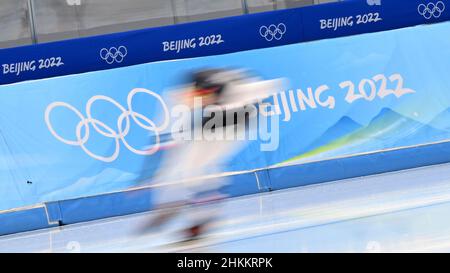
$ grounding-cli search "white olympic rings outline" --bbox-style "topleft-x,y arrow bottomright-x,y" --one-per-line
66,0 -> 81,5
259,23 -> 287,41
45,88 -> 170,162
418,1 -> 445,19
100,46 -> 128,64
366,0 -> 381,6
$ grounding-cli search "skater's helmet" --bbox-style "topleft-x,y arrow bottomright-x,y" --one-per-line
190,68 -> 250,105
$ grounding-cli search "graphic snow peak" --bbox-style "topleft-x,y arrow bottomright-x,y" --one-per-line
285,108 -> 450,164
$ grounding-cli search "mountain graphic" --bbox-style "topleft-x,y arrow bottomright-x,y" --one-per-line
429,108 -> 450,131
352,108 -> 449,148
285,108 -> 450,163
40,168 -> 138,202
304,116 -> 363,152
285,116 -> 363,163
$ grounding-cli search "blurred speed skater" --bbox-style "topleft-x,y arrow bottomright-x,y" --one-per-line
142,68 -> 283,241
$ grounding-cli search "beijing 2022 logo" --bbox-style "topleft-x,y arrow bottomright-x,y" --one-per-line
418,1 -> 445,19
259,23 -> 287,41
100,46 -> 128,64
45,88 -> 169,162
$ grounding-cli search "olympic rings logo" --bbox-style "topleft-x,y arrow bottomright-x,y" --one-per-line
259,23 -> 287,42
366,0 -> 381,6
418,1 -> 445,19
45,88 -> 170,162
100,46 -> 128,64
66,0 -> 81,5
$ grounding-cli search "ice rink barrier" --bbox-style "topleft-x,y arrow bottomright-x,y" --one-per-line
3,141 -> 450,236
0,0 -> 449,85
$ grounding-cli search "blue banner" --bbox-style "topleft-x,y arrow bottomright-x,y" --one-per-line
0,20 -> 449,211
302,0 -> 450,41
0,0 -> 449,86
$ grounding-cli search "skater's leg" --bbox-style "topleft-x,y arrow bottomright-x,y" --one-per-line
180,134 -> 248,240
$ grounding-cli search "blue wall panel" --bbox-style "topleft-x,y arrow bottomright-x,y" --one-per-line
268,142 -> 450,191
57,188 -> 154,225
0,207 -> 56,236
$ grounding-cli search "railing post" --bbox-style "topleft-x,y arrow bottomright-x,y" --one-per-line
170,0 -> 179,24
26,0 -> 38,44
241,0 -> 249,14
